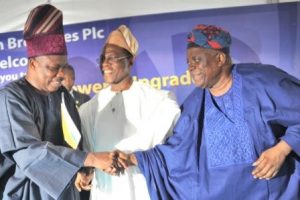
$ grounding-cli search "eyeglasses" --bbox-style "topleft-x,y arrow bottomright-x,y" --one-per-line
97,55 -> 129,65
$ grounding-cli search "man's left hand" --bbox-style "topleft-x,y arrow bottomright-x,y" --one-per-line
75,171 -> 93,192
252,140 -> 292,180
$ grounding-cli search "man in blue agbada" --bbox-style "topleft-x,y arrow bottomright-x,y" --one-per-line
118,24 -> 300,199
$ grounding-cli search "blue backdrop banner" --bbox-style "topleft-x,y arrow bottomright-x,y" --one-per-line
0,2 -> 299,104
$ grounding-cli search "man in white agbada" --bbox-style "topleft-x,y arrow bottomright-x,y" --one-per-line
77,25 -> 180,200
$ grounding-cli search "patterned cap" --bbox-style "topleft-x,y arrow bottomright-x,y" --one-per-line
187,24 -> 231,50
105,25 -> 139,57
24,4 -> 67,58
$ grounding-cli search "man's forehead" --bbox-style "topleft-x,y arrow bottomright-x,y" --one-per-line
48,55 -> 67,62
103,44 -> 123,54
35,55 -> 67,65
188,46 -> 215,54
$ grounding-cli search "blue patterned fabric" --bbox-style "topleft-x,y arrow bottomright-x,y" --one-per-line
204,70 -> 255,168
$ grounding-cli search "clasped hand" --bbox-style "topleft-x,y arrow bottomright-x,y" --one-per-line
75,150 -> 133,191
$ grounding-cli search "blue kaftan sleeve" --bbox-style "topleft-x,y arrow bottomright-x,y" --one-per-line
238,64 -> 300,156
262,67 -> 300,155
0,89 -> 87,199
135,88 -> 204,200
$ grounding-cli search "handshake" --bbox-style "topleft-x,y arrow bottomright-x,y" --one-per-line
75,150 -> 137,191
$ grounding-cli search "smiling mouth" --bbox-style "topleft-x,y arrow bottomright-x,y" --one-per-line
52,79 -> 62,86
191,72 -> 203,77
103,70 -> 113,74
54,81 -> 62,86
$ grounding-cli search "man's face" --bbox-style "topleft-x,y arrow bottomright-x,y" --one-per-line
100,45 -> 131,85
62,69 -> 74,91
30,55 -> 67,94
187,47 -> 223,89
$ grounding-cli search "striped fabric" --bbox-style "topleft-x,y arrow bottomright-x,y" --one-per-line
24,4 -> 67,58
105,25 -> 139,57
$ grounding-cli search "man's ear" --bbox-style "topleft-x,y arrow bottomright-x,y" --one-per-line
28,58 -> 37,70
217,52 -> 227,67
129,57 -> 134,66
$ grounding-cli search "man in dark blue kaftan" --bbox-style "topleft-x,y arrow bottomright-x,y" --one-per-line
0,79 -> 86,200
0,4 -> 87,200
120,24 -> 300,200
0,4 -> 117,200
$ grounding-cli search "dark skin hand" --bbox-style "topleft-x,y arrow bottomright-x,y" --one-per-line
252,140 -> 292,180
75,151 -> 129,191
75,171 -> 93,192
115,150 -> 137,167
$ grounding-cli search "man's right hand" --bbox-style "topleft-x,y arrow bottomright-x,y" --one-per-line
115,150 -> 137,167
84,152 -> 117,174
84,151 -> 128,175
